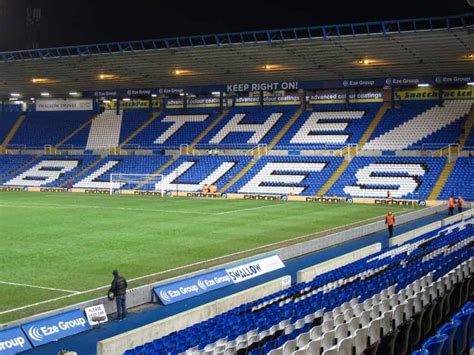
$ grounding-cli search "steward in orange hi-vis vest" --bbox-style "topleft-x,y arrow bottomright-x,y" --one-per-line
385,212 -> 395,238
457,196 -> 464,213
448,196 -> 455,216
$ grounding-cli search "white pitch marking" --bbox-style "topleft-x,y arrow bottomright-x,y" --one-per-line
0,280 -> 79,294
215,203 -> 285,215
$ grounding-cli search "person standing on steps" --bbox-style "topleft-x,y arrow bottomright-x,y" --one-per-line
448,195 -> 455,216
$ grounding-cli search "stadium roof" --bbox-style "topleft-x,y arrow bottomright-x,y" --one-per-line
0,13 -> 473,97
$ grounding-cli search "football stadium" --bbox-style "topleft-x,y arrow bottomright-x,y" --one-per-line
0,3 -> 473,354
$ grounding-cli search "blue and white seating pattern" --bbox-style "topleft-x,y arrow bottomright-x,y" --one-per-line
326,157 -> 446,200
439,157 -> 474,202
9,110 -> 96,148
124,217 -> 473,354
228,156 -> 343,196
1,155 -> 99,187
156,155 -> 252,192
276,103 -> 380,149
129,108 -> 220,148
72,155 -> 171,190
363,100 -> 473,150
199,106 -> 299,149
0,155 -> 36,182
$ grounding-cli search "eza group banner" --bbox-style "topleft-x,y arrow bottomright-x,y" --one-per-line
22,309 -> 90,347
0,327 -> 31,355
154,255 -> 286,304
225,255 -> 285,284
36,99 -> 93,111
154,269 -> 233,305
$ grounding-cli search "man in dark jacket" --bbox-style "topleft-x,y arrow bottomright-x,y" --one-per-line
109,270 -> 128,320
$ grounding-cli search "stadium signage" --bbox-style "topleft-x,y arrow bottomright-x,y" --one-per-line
225,255 -> 285,284
305,196 -> 347,204
39,187 -> 67,193
84,189 -> 109,194
133,191 -> 163,196
36,99 -> 93,111
226,81 -> 299,92
342,80 -> 376,87
0,186 -> 24,192
22,309 -> 90,347
186,192 -> 221,198
84,304 -> 108,326
386,78 -> 420,86
154,269 -> 233,305
435,76 -> 472,84
0,327 -> 31,354
243,194 -> 282,201
374,199 -> 414,206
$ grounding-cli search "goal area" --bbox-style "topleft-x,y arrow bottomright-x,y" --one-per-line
109,173 -> 164,195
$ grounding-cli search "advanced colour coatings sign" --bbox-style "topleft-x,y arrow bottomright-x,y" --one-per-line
0,327 -> 31,355
22,309 -> 90,347
154,255 -> 285,304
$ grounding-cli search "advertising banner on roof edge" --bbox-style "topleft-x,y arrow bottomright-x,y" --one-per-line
22,309 -> 90,347
0,327 -> 31,354
36,99 -> 93,111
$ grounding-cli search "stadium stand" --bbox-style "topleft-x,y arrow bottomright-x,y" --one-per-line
0,154 -> 36,181
228,156 -> 344,196
276,103 -> 381,150
0,111 -> 21,144
326,157 -> 447,200
439,157 -> 474,202
198,105 -> 300,149
2,155 -> 99,187
128,108 -> 221,149
71,155 -> 171,190
363,100 -> 474,150
9,110 -> 97,148
124,218 -> 473,354
118,109 -> 156,145
86,110 -> 123,150
156,155 -> 252,192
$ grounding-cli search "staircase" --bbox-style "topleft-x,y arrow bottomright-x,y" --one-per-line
60,157 -> 103,188
428,161 -> 454,201
459,104 -> 474,148
219,159 -> 258,194
316,160 -> 349,196
267,105 -> 304,149
358,103 -> 390,147
188,108 -> 230,150
119,111 -> 161,147
86,110 -> 123,150
55,116 -> 95,149
133,156 -> 176,190
1,114 -> 25,151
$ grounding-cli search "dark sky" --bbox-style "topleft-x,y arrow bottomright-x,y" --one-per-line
0,0 -> 472,51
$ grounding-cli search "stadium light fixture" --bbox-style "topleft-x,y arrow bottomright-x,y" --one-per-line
10,93 -> 20,97
417,83 -> 430,87
211,91 -> 220,95
40,92 -> 50,97
69,92 -> 79,96
30,97 -> 35,101
103,100 -> 111,103
122,98 -> 131,101
31,78 -> 57,84
151,94 -> 157,98
468,82 -> 474,86
98,74 -> 118,80
179,93 -> 185,96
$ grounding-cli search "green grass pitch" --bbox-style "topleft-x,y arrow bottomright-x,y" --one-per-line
0,191 -> 413,323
